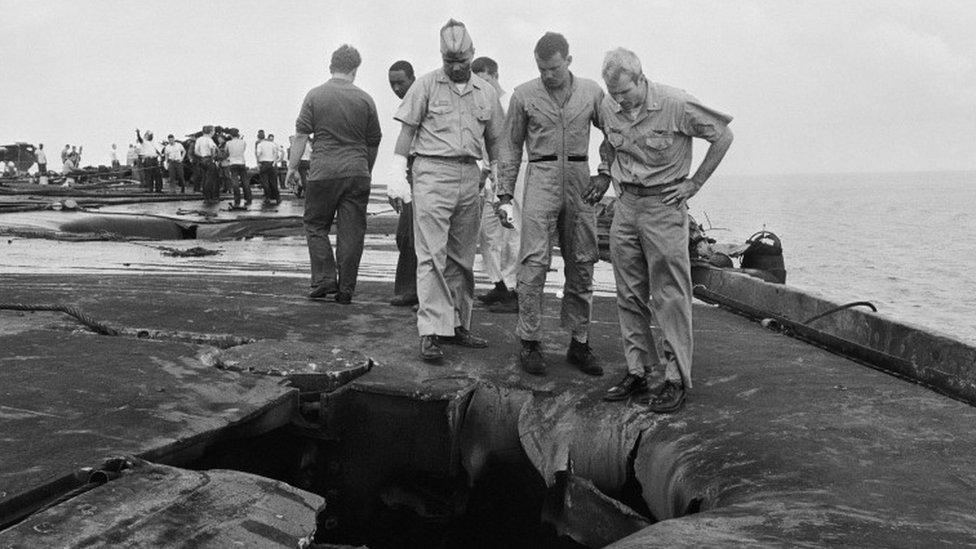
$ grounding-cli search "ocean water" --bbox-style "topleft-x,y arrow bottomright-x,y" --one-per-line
688,170 -> 976,346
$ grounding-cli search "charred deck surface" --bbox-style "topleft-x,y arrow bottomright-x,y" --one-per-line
2,273 -> 975,546
0,302 -> 298,531
0,460 -> 322,548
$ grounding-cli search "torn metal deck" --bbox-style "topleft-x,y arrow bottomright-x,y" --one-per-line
2,273 -> 975,546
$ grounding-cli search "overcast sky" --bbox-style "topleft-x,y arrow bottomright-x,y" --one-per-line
1,0 -> 974,174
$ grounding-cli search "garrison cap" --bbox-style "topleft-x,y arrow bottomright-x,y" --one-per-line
440,19 -> 473,55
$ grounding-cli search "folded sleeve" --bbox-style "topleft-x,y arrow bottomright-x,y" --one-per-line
678,98 -> 733,142
394,77 -> 428,127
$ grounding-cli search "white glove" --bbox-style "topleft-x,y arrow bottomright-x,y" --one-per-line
498,202 -> 515,229
387,154 -> 412,204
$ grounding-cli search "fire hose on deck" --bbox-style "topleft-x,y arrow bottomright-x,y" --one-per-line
0,303 -> 251,347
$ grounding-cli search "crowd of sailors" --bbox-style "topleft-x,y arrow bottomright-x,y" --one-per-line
20,130 -> 309,207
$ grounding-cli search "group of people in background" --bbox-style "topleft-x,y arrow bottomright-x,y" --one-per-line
127,127 -> 304,206
284,19 -> 734,414
26,129 -> 307,206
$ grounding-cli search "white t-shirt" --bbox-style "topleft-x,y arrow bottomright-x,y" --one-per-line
194,135 -> 217,158
164,142 -> 186,162
255,140 -> 277,162
226,138 -> 246,165
139,140 -> 160,158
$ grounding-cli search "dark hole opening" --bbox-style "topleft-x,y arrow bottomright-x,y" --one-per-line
187,428 -> 586,549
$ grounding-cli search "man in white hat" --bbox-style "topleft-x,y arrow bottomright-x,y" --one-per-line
387,19 -> 505,361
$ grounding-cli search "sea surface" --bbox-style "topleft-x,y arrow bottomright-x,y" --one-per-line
688,170 -> 976,345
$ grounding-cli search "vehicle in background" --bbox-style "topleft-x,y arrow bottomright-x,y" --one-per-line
0,143 -> 37,174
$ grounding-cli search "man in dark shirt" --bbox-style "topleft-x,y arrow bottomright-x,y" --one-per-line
287,44 -> 382,305
387,59 -> 418,308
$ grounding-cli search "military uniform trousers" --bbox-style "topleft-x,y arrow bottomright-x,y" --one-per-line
516,161 -> 597,342
610,190 -> 693,388
412,156 -> 482,337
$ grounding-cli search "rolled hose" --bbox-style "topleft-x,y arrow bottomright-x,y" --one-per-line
0,303 -> 118,335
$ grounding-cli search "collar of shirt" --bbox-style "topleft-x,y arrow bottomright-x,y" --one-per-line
434,71 -> 486,96
531,72 -> 579,105
611,80 -> 662,115
327,76 -> 354,87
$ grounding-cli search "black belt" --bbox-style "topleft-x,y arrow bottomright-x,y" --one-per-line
620,182 -> 671,197
416,155 -> 478,164
528,155 -> 587,163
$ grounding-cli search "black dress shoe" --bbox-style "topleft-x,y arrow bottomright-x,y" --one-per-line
308,285 -> 338,299
644,380 -> 686,413
442,326 -> 488,348
603,373 -> 648,402
390,293 -> 419,307
335,291 -> 352,305
420,335 -> 444,361
566,338 -> 603,376
477,281 -> 509,304
486,291 -> 518,314
518,340 -> 546,375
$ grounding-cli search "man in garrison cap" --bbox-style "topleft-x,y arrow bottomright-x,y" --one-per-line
387,19 -> 505,361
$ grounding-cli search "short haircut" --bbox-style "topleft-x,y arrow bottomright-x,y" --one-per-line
471,57 -> 498,77
602,47 -> 643,83
330,44 -> 362,73
389,60 -> 415,80
534,32 -> 569,60
167,134 -> 174,139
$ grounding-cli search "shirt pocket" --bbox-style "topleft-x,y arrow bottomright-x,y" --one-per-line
475,105 -> 491,122
428,101 -> 452,116
639,129 -> 675,165
464,101 -> 490,136
643,129 -> 674,150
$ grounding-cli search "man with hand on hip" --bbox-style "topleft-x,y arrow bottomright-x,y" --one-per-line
590,47 -> 734,413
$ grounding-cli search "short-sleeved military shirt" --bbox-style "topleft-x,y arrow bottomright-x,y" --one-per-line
394,70 -> 504,159
600,82 -> 732,187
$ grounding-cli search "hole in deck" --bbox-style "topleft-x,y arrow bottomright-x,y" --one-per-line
180,375 -> 609,549
187,426 -> 585,549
